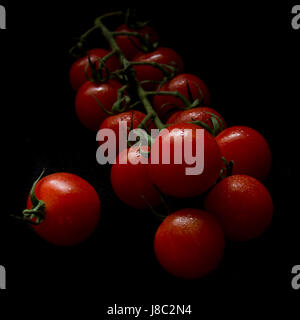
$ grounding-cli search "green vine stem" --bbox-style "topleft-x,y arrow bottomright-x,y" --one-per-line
11,170 -> 46,225
146,91 -> 200,109
93,13 -> 166,130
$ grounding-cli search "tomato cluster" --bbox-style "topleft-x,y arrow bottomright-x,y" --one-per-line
21,11 -> 273,280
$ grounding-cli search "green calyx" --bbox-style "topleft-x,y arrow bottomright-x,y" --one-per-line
22,170 -> 46,225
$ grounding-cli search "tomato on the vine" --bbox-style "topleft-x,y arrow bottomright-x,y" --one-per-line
148,123 -> 222,198
132,47 -> 184,90
26,173 -> 101,246
153,73 -> 211,120
69,48 -> 121,91
114,24 -> 159,60
111,146 -> 161,209
154,208 -> 225,279
205,175 -> 273,241
75,79 -> 122,131
167,106 -> 226,134
216,126 -> 272,180
98,110 -> 156,155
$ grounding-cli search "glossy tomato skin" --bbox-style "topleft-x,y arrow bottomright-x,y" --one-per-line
153,74 -> 210,120
75,79 -> 122,131
27,173 -> 101,246
114,24 -> 159,60
148,123 -> 223,198
69,48 -> 121,91
111,146 -> 161,209
154,208 -> 225,279
98,110 -> 156,155
205,175 -> 273,241
167,106 -> 226,133
216,126 -> 272,181
132,47 -> 184,90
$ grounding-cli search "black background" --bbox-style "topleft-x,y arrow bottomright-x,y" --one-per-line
0,0 -> 299,315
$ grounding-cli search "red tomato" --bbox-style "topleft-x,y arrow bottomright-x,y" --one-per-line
205,175 -> 273,241
27,173 -> 101,246
153,74 -> 211,120
132,47 -> 184,90
69,48 -> 121,91
114,24 -> 159,60
216,126 -> 272,180
148,123 -> 222,198
110,146 -> 161,209
167,106 -> 226,134
154,208 -> 225,279
75,79 -> 122,131
98,110 -> 156,155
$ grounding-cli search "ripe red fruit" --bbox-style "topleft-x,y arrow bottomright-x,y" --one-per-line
27,173 -> 101,246
69,48 -> 121,91
132,47 -> 184,90
110,146 -> 161,209
75,79 -> 122,131
216,126 -> 272,180
148,123 -> 222,198
205,175 -> 273,241
153,74 -> 211,120
114,24 -> 159,60
154,208 -> 225,279
167,106 -> 226,134
98,110 -> 156,155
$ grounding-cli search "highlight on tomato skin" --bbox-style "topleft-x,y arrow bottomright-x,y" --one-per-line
27,173 -> 101,246
216,126 -> 272,181
205,174 -> 274,242
154,208 -> 225,279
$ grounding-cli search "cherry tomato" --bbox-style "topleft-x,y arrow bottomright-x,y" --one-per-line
114,24 -> 159,60
167,106 -> 226,134
205,175 -> 273,241
27,173 -> 101,246
75,79 -> 122,131
69,48 -> 121,91
110,146 -> 161,209
216,126 -> 272,180
154,208 -> 225,279
148,123 -> 222,198
98,110 -> 156,155
153,74 -> 211,120
132,47 -> 184,90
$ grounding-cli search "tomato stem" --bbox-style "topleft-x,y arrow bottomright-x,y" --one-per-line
22,170 -> 46,225
93,14 -> 166,130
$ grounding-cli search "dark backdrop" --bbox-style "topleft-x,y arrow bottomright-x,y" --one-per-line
0,0 -> 299,314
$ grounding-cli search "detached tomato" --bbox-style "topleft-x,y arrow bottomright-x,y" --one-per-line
114,24 -> 159,60
98,110 -> 156,155
153,74 -> 210,120
167,106 -> 226,134
205,175 -> 273,241
216,126 -> 272,180
69,48 -> 121,91
75,79 -> 122,131
154,208 -> 225,279
148,123 -> 222,198
111,146 -> 161,209
132,47 -> 184,90
27,173 -> 101,246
